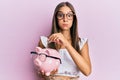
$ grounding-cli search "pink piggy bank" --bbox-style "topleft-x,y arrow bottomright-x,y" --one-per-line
31,47 -> 61,76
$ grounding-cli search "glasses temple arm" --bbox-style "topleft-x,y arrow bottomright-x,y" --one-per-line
31,51 -> 38,54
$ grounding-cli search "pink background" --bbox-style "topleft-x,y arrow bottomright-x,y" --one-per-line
0,0 -> 120,80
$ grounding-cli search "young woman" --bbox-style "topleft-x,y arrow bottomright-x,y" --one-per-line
38,1 -> 92,80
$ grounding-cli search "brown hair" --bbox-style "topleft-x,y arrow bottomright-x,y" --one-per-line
49,2 -> 81,53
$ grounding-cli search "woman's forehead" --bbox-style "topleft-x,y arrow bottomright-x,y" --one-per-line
58,6 -> 72,14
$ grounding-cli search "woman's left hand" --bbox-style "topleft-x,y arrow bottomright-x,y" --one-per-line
48,33 -> 69,47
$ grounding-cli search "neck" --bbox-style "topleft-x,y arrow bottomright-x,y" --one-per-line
61,30 -> 71,40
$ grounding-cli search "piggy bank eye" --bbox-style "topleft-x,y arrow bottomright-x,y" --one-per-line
39,54 -> 46,62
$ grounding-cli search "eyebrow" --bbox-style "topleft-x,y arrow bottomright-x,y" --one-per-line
57,11 -> 73,13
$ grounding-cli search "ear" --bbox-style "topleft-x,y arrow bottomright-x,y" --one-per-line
45,49 -> 50,55
35,47 -> 42,52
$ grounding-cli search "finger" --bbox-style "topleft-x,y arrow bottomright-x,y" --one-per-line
56,38 -> 63,45
54,69 -> 58,73
41,70 -> 45,75
49,34 -> 58,42
37,71 -> 44,78
48,34 -> 55,42
50,69 -> 58,75
54,36 -> 59,42
55,37 -> 61,44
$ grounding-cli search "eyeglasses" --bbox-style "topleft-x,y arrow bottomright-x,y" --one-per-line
31,52 -> 62,64
57,11 -> 74,20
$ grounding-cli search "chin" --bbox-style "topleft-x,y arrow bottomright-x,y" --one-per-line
62,28 -> 70,31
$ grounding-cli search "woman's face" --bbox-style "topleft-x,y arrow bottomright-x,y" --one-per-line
57,6 -> 74,31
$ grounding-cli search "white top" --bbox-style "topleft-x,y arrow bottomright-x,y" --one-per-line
40,36 -> 88,77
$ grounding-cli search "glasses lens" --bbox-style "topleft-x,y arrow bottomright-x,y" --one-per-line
57,13 -> 63,19
57,12 -> 74,20
67,13 -> 74,20
39,54 -> 46,62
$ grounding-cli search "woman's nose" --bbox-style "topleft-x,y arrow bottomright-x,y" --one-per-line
63,15 -> 68,22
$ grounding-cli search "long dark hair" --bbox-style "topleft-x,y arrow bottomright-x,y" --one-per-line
49,2 -> 81,53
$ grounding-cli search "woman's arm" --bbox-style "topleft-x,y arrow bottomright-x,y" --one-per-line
48,33 -> 92,76
65,41 -> 92,76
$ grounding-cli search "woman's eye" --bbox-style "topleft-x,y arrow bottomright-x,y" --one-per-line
58,14 -> 63,17
67,14 -> 73,17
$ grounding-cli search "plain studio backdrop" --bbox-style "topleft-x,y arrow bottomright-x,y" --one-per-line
0,0 -> 120,80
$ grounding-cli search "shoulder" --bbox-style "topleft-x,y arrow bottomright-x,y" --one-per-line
79,37 -> 88,50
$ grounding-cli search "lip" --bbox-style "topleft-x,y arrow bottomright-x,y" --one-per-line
62,24 -> 68,26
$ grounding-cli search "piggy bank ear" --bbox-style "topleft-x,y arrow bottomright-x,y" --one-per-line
35,47 -> 42,52
45,49 -> 50,55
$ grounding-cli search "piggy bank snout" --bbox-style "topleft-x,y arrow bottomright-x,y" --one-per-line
39,54 -> 61,65
39,54 -> 47,62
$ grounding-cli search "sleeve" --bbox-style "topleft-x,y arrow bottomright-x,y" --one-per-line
40,36 -> 48,48
79,38 -> 88,50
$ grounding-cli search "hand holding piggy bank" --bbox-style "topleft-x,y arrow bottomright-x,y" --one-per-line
31,47 -> 61,76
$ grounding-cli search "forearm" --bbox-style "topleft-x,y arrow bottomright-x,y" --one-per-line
65,43 -> 91,76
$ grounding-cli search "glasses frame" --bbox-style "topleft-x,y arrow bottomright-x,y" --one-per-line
56,11 -> 75,20
31,51 -> 62,64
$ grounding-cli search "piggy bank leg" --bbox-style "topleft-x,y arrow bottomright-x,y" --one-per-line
45,72 -> 51,76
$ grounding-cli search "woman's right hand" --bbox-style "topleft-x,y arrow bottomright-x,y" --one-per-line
48,33 -> 69,47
